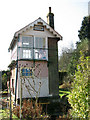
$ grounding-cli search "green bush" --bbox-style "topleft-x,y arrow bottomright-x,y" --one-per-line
68,53 -> 90,119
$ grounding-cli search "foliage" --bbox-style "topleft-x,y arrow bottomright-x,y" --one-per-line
58,47 -> 74,72
78,16 -> 90,41
13,99 -> 49,119
59,89 -> 70,98
63,74 -> 73,84
77,38 -> 89,55
2,70 -> 10,90
58,16 -> 90,118
61,16 -> 90,75
68,54 -> 90,118
0,109 -> 19,120
68,38 -> 89,75
2,73 -> 7,90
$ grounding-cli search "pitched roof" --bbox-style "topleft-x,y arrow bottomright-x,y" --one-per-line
15,17 -> 62,38
9,17 -> 62,50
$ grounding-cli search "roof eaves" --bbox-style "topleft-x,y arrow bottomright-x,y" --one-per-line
8,17 -> 63,51
14,18 -> 41,37
14,17 -> 62,40
8,36 -> 17,51
40,18 -> 62,40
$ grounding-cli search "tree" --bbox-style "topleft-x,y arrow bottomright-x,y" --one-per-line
2,70 -> 10,90
78,16 -> 90,41
67,16 -> 90,118
68,16 -> 90,75
68,53 -> 90,118
68,38 -> 89,74
78,16 -> 90,56
58,47 -> 74,72
2,73 -> 7,90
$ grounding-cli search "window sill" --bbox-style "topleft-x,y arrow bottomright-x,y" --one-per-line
18,59 -> 48,62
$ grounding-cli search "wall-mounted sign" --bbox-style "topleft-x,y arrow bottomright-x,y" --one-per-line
33,25 -> 44,31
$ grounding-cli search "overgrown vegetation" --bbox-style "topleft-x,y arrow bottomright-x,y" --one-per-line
68,54 -> 90,118
59,16 -> 90,118
0,109 -> 19,120
2,70 -> 10,90
13,99 -> 50,119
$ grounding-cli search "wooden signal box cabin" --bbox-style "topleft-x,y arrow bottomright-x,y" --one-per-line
8,7 -> 62,104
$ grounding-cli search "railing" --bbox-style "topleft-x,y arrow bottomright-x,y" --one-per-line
18,47 -> 48,60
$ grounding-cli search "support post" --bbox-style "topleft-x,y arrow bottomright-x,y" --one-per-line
10,88 -> 12,120
20,77 -> 22,120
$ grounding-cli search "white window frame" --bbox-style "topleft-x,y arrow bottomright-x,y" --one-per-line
23,49 -> 32,59
20,35 -> 48,60
20,67 -> 34,77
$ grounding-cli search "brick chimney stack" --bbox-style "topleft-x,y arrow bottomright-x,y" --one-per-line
47,7 -> 54,29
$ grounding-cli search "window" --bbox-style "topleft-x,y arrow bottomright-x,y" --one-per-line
34,49 -> 47,59
35,37 -> 46,48
19,36 -> 48,60
21,68 -> 33,77
22,36 -> 33,48
23,49 -> 31,58
34,37 -> 47,60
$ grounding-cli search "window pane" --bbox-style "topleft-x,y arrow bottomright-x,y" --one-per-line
23,49 -> 32,59
21,68 -> 33,77
18,36 -> 48,60
34,49 -> 47,60
22,36 -> 33,48
35,37 -> 46,48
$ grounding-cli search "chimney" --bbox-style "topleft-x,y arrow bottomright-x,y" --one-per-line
47,7 -> 54,29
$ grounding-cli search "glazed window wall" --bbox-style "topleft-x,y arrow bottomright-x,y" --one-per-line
18,36 -> 48,60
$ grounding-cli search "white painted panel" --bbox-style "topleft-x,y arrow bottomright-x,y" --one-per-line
18,72 -> 49,98
21,27 -> 55,38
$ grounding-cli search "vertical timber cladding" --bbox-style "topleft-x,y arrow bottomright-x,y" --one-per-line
48,37 -> 60,96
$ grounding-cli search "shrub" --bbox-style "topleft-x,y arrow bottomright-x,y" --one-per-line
68,54 -> 90,118
13,99 -> 50,119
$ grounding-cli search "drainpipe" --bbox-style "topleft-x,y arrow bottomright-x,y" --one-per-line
33,36 -> 35,67
14,59 -> 18,103
10,86 -> 12,120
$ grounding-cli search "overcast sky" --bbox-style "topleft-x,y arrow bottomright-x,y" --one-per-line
0,0 -> 89,70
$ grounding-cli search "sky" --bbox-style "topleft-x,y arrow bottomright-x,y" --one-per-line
0,0 -> 89,70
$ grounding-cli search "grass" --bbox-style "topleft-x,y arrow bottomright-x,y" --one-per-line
0,109 -> 19,120
59,89 -> 70,98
